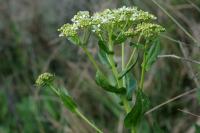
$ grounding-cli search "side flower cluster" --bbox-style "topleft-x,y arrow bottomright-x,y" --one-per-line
135,23 -> 165,38
36,73 -> 55,87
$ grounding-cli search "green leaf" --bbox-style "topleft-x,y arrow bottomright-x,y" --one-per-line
98,40 -> 113,54
126,74 -> 137,100
58,88 -> 77,113
124,89 -> 150,128
98,49 -> 111,68
145,39 -> 161,71
95,71 -> 126,94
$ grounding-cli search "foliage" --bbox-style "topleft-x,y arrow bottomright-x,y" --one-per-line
1,0 -> 200,132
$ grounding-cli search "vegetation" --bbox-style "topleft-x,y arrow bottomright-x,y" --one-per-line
0,0 -> 200,133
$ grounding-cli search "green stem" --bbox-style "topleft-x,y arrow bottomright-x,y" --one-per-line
131,127 -> 137,133
106,29 -> 131,113
139,44 -> 147,90
122,43 -> 126,87
108,54 -> 120,86
121,43 -> 131,113
49,85 -> 59,96
75,109 -> 103,133
107,48 -> 130,113
107,28 -> 120,86
139,64 -> 145,89
122,98 -> 131,112
82,47 -> 99,71
125,48 -> 136,69
49,85 -> 102,132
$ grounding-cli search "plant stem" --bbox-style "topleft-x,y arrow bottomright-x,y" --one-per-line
139,44 -> 147,90
121,42 -> 132,133
82,47 -> 99,71
49,85 -> 102,132
108,44 -> 130,112
75,109 -> 103,133
108,53 -> 120,86
131,127 -> 137,133
139,64 -> 145,89
49,85 -> 59,96
122,43 -> 126,86
106,29 -> 131,114
121,43 -> 131,113
106,28 -> 132,133
122,97 -> 131,112
129,42 -> 147,133
107,28 -> 120,86
126,48 -> 136,69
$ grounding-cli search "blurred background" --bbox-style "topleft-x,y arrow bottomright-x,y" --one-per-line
0,0 -> 200,132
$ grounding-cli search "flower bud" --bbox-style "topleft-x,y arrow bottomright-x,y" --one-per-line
36,73 -> 55,87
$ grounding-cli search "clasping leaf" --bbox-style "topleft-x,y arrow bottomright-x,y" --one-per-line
98,49 -> 111,68
126,74 -> 137,101
98,40 -> 114,54
58,88 -> 77,113
124,89 -> 150,128
95,71 -> 126,94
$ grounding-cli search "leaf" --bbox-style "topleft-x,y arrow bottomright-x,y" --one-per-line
95,71 -> 126,94
58,88 -> 77,113
126,74 -> 137,101
145,39 -> 161,71
98,40 -> 114,54
124,89 -> 150,128
98,49 -> 111,68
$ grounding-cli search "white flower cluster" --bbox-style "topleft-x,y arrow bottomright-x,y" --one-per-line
58,6 -> 164,40
58,24 -> 78,37
71,11 -> 92,28
135,23 -> 165,38
90,6 -> 156,33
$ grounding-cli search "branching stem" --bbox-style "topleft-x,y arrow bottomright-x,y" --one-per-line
82,47 -> 99,71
